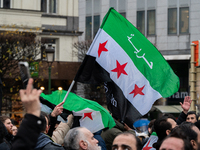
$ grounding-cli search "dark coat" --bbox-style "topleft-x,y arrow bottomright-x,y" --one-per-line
0,141 -> 10,150
11,114 -> 45,150
34,133 -> 64,150
94,130 -> 107,150
4,132 -> 14,147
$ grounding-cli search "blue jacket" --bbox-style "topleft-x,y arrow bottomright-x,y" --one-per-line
94,130 -> 107,150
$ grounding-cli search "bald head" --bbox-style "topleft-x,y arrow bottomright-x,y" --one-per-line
64,127 -> 100,150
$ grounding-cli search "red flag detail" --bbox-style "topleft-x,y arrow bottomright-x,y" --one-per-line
143,140 -> 153,150
111,60 -> 128,78
129,84 -> 145,98
82,112 -> 93,120
98,41 -> 108,57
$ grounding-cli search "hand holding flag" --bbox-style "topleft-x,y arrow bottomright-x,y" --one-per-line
51,102 -> 64,117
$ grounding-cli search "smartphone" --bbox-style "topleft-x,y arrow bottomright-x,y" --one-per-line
18,62 -> 31,89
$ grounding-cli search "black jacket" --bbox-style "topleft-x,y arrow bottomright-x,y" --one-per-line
11,114 -> 44,150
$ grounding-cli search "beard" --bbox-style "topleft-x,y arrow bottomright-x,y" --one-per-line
6,127 -> 12,135
86,141 -> 101,150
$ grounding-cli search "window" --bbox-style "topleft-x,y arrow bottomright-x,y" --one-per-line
179,7 -> 189,34
0,0 -> 10,8
86,16 -> 92,40
168,0 -> 189,35
168,8 -> 177,34
85,0 -> 100,40
41,0 -> 57,13
136,0 -> 156,36
49,0 -> 56,13
137,11 -> 145,34
110,0 -> 126,18
93,15 -> 100,37
41,0 -> 47,12
147,10 -> 155,35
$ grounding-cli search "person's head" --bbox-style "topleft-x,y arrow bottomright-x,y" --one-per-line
187,111 -> 198,124
0,115 -> 13,134
172,122 -> 199,150
40,111 -> 50,134
159,127 -> 193,150
154,116 -> 177,141
12,125 -> 18,136
112,132 -> 142,150
194,120 -> 200,150
64,127 -> 100,150
148,119 -> 156,135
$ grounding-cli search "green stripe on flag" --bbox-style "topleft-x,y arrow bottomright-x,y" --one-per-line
100,8 -> 179,97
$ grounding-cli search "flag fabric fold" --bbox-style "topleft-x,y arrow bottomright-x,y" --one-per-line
74,8 -> 179,127
142,132 -> 158,150
40,90 -> 116,133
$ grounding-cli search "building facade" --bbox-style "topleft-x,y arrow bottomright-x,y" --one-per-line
78,0 -> 200,107
0,0 -> 81,62
0,0 -> 82,115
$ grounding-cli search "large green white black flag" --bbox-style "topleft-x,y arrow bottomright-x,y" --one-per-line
74,8 -> 179,127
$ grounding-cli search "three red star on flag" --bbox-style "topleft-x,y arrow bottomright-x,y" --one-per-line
129,84 -> 145,98
82,112 -> 93,120
97,40 -> 145,98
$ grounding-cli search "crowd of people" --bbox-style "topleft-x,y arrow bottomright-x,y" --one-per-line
0,78 -> 200,150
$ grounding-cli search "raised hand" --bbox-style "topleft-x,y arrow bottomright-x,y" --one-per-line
19,78 -> 42,117
51,102 -> 64,117
180,96 -> 192,114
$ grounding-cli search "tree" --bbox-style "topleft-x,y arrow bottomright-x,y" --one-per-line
0,30 -> 41,79
0,29 -> 41,113
72,40 -> 107,105
72,40 -> 92,61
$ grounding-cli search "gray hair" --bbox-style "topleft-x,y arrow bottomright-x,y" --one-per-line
64,127 -> 86,150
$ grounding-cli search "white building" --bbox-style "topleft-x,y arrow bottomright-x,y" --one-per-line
0,0 -> 82,62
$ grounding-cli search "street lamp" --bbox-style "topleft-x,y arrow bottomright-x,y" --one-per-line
45,44 -> 55,94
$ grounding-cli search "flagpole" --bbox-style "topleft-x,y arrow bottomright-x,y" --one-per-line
62,80 -> 75,102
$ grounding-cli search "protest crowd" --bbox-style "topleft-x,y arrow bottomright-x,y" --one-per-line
0,7 -> 197,150
0,78 -> 200,150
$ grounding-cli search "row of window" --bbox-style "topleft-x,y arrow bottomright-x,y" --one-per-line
85,0 -> 189,40
0,0 -> 57,14
85,0 -> 126,40
137,7 -> 189,36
